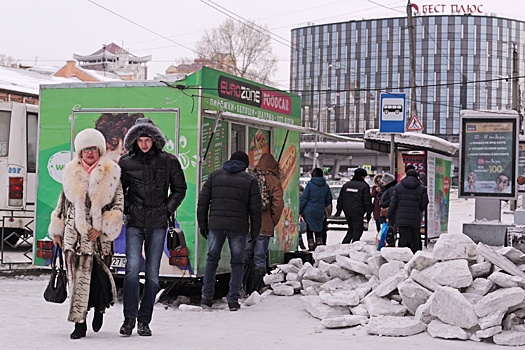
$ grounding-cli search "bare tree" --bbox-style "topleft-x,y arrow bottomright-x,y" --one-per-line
0,54 -> 20,68
195,19 -> 278,86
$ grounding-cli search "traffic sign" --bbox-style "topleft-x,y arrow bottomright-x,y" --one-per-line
379,92 -> 406,133
407,115 -> 424,131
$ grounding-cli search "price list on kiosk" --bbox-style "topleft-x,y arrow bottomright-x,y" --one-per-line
201,118 -> 228,182
463,121 -> 514,194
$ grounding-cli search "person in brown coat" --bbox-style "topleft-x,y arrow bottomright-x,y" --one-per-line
243,153 -> 284,295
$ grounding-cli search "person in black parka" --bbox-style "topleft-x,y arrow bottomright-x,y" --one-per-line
197,151 -> 262,311
387,169 -> 429,253
335,168 -> 373,244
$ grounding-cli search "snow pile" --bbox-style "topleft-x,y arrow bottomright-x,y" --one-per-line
262,234 -> 525,346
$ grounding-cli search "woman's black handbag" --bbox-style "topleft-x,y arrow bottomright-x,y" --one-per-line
43,245 -> 68,304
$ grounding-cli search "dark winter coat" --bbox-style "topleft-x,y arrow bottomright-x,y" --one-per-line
197,160 -> 262,237
253,153 -> 284,237
387,176 -> 429,228
336,177 -> 373,219
300,177 -> 332,232
119,123 -> 187,229
380,180 -> 397,223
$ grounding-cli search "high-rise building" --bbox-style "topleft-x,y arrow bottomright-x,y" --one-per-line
290,14 -> 525,142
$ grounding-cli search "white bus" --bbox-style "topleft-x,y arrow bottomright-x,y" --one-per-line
0,101 -> 38,247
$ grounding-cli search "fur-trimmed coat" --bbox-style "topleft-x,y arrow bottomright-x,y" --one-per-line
48,155 -> 124,322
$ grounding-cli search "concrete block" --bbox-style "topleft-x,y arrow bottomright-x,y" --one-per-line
463,222 -> 512,246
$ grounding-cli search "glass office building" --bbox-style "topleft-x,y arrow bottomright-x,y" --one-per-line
290,15 -> 525,142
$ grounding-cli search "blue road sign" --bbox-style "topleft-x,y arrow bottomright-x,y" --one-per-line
380,92 -> 406,133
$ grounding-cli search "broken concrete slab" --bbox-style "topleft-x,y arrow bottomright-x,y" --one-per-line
405,250 -> 438,274
468,261 -> 492,279
430,286 -> 478,329
303,266 -> 330,283
336,255 -> 371,276
321,314 -> 369,329
378,260 -> 405,282
319,289 -> 360,307
410,269 -> 440,292
370,272 -> 408,298
276,263 -> 300,275
493,331 -> 525,346
475,325 -> 502,339
476,242 -> 525,279
398,278 -> 433,315
487,271 -> 525,288
380,247 -> 414,262
366,255 -> 387,278
473,287 -> 525,318
427,319 -> 469,340
366,316 -> 427,337
496,246 -> 525,265
464,278 -> 494,296
300,295 -> 350,320
432,233 -> 478,261
420,259 -> 473,289
478,308 -> 506,330
363,296 -> 407,317
263,272 -> 285,285
271,283 -> 295,296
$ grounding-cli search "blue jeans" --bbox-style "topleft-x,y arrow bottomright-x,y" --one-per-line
245,235 -> 270,268
202,229 -> 246,303
123,226 -> 165,324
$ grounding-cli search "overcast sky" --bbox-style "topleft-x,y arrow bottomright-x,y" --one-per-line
2,0 -> 524,90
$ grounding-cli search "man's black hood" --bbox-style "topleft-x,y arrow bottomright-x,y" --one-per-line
124,122 -> 167,154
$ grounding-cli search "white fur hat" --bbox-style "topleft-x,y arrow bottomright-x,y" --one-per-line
74,128 -> 106,156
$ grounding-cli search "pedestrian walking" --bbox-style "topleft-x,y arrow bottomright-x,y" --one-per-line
49,128 -> 124,340
198,151 -> 262,311
118,118 -> 187,336
387,169 -> 429,253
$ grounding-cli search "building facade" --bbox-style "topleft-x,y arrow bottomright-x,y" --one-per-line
290,14 -> 525,142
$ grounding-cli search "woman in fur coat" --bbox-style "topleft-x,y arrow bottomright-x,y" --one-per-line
48,128 -> 124,340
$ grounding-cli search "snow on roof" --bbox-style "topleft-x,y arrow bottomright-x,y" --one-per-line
364,129 -> 459,156
0,65 -> 79,95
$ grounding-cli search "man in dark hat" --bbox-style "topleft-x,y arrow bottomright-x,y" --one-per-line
197,151 -> 262,311
118,119 -> 187,337
387,169 -> 429,253
335,168 -> 373,243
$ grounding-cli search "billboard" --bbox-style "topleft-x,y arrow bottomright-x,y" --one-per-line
459,111 -> 519,199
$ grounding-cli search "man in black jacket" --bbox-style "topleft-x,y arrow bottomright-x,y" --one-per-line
387,169 -> 429,253
335,168 -> 373,243
118,118 -> 187,337
197,151 -> 262,311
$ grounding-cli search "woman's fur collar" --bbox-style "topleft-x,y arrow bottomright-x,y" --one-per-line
62,155 -> 121,235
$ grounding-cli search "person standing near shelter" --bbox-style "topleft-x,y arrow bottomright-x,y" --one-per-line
49,128 -> 124,340
198,151 -> 262,311
118,118 -> 187,337
387,169 -> 429,253
243,153 -> 284,295
300,168 -> 332,251
335,168 -> 373,244
371,174 -> 383,233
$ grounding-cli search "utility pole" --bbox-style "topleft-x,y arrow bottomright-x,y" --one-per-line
407,1 -> 418,131
512,43 -> 519,211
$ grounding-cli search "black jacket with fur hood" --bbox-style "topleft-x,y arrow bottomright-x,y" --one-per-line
119,122 -> 187,229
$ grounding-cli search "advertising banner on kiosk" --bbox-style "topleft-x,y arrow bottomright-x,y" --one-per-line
427,151 -> 452,239
459,110 -> 519,199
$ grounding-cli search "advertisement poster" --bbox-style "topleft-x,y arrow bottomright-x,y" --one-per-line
519,141 -> 525,192
248,127 -> 270,166
427,151 -> 452,239
460,117 -> 518,199
398,152 -> 426,181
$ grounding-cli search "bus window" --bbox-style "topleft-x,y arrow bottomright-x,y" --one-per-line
27,112 -> 38,173
0,110 -> 10,157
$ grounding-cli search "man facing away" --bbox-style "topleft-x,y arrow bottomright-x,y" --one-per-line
387,169 -> 429,253
197,151 -> 262,311
118,118 -> 187,336
335,168 -> 373,244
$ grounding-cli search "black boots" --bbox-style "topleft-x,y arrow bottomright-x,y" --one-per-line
307,238 -> 316,251
242,258 -> 254,296
92,309 -> 103,332
70,322 -> 87,340
119,317 -> 136,336
252,267 -> 266,294
137,322 -> 152,336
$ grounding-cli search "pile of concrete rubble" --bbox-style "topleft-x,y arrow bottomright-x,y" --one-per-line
262,234 -> 525,346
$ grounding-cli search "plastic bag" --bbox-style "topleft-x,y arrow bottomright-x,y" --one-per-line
299,217 -> 307,234
375,222 -> 389,251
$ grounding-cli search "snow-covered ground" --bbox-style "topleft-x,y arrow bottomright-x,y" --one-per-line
0,191 -> 518,349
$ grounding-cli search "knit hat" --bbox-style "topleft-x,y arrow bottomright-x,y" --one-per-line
230,151 -> 249,166
74,128 -> 106,156
406,169 -> 419,178
381,173 -> 395,185
354,168 -> 368,178
405,164 -> 416,172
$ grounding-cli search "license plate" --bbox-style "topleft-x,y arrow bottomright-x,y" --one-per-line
111,255 -> 127,268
